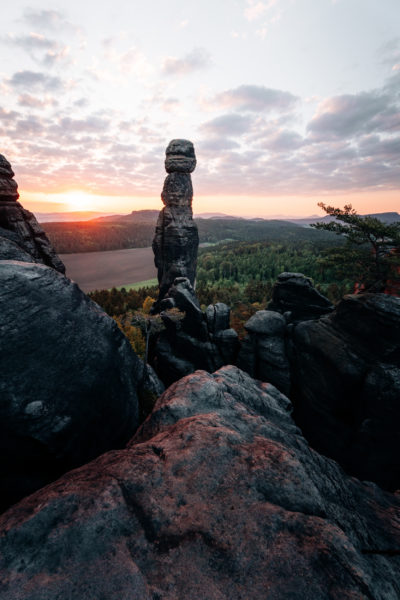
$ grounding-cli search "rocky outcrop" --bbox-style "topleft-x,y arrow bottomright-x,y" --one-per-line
290,292 -> 400,491
150,142 -> 239,385
152,140 -> 199,309
0,154 -> 65,273
237,272 -> 332,394
1,366 -> 400,599
153,277 -> 239,386
268,272 -> 334,322
237,272 -> 400,490
0,260 -> 142,512
237,310 -> 291,395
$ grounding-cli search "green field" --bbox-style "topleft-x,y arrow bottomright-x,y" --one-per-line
113,278 -> 158,291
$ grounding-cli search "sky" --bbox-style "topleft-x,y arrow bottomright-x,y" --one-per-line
0,0 -> 399,217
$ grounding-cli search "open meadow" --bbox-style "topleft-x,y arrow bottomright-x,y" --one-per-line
61,246 -> 156,292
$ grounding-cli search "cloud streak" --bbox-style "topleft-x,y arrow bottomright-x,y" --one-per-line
8,70 -> 63,91
5,32 -> 70,66
210,84 -> 298,113
22,8 -> 78,33
161,48 -> 211,76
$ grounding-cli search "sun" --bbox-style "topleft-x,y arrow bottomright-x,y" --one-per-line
63,191 -> 94,212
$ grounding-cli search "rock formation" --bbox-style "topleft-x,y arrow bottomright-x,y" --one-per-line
290,291 -> 400,490
0,261 -> 142,512
238,274 -> 331,395
152,140 -> 199,309
150,142 -> 238,384
0,154 -> 65,273
237,310 -> 291,395
153,277 -> 239,386
268,272 -> 334,322
1,366 -> 400,599
239,272 -> 400,490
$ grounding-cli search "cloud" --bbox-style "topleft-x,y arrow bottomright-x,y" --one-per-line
307,91 -> 399,139
15,115 -> 44,135
101,45 -> 153,81
258,129 -> 304,152
211,84 -> 298,113
18,94 -> 58,109
0,107 -> 19,122
198,138 -> 241,152
6,32 -> 56,51
143,95 -> 180,113
8,70 -> 63,91
5,33 -> 70,67
55,116 -> 111,135
200,114 -> 253,137
1,60 -> 398,200
244,0 -> 276,22
162,47 -> 211,76
22,8 -> 77,33
378,37 -> 400,70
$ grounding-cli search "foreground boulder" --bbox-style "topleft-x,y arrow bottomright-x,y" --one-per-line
290,292 -> 400,490
1,366 -> 400,599
0,154 -> 65,273
0,260 -> 141,512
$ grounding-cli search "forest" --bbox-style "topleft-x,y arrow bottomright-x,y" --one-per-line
87,208 -> 400,353
88,236 -> 352,348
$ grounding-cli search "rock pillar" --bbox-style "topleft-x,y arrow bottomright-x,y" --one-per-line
152,139 -> 199,309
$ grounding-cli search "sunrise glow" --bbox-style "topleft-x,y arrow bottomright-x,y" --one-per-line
1,0 -> 399,218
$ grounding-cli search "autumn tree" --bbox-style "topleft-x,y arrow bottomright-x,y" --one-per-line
311,203 -> 400,293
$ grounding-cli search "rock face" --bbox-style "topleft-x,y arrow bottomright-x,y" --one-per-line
153,277 -> 239,386
237,271 -> 332,395
152,140 -> 199,309
0,154 -> 65,273
268,272 -> 334,322
237,310 -> 291,395
290,292 -> 400,491
1,366 -> 400,599
0,260 -> 142,512
237,272 -> 400,490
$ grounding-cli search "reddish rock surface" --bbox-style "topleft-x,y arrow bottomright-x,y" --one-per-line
1,366 -> 400,599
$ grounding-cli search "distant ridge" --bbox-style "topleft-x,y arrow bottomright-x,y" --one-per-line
287,212 -> 400,227
93,210 -> 160,223
195,212 -> 242,220
39,208 -> 400,227
36,211 -> 118,223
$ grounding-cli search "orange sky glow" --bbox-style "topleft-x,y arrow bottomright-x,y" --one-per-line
23,189 -> 399,219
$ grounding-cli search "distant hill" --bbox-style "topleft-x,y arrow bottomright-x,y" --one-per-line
195,212 -> 242,219
43,212 -> 337,254
93,210 -> 160,223
42,209 -> 399,254
288,212 -> 400,227
36,211 -> 118,223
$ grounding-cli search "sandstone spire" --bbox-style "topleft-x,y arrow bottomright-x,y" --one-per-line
152,139 -> 199,309
0,154 -> 65,273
